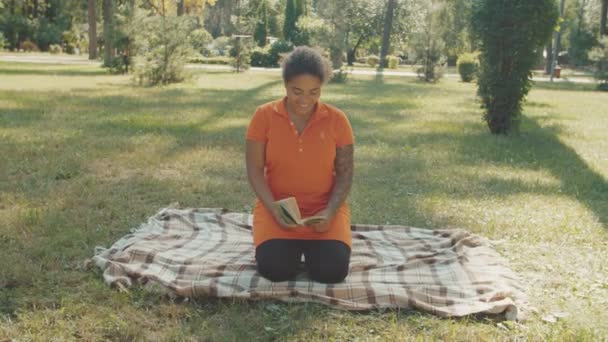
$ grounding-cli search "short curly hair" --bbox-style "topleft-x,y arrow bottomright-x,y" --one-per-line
281,46 -> 333,84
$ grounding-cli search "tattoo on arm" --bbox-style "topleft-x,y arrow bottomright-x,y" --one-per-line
327,144 -> 354,215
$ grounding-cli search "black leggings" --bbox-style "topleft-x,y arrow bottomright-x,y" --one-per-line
255,239 -> 351,284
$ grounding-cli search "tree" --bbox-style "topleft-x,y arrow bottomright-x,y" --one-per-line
311,0 -> 350,68
254,0 -> 268,46
602,0 -> 607,35
0,0 -> 86,51
439,0 -> 474,65
550,0 -> 567,81
412,0 -> 446,82
472,0 -> 558,134
88,0 -> 97,59
132,13 -> 197,85
589,36 -> 608,89
545,40 -> 553,74
344,0 -> 384,66
568,0 -> 597,66
177,0 -> 184,15
379,0 -> 396,69
103,0 -> 114,65
295,0 -> 306,17
283,0 -> 297,42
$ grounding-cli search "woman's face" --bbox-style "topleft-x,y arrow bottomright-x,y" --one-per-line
285,73 -> 322,117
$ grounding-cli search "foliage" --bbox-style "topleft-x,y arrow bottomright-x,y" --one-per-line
268,39 -> 294,67
0,0 -> 80,51
131,14 -> 196,86
107,55 -> 130,74
472,0 -> 558,134
296,16 -> 332,47
62,30 -> 79,54
438,0 -> 473,65
0,32 -> 6,50
366,55 -> 379,67
283,0 -> 297,42
49,44 -> 63,54
568,25 -> 597,67
189,56 -> 233,65
457,52 -> 479,82
188,28 -> 213,55
143,0 -> 216,16
21,40 -> 39,52
589,36 -> 608,90
412,1 -> 446,83
250,46 -> 273,67
207,36 -> 232,56
329,68 -> 349,83
343,0 -> 385,65
229,36 -> 252,72
386,55 -> 399,69
254,0 -> 269,47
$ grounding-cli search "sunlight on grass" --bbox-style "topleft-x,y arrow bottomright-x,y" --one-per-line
1,61 -> 607,340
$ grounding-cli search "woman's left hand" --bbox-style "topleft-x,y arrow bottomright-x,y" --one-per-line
308,208 -> 335,233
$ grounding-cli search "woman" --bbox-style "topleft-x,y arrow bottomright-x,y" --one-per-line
245,46 -> 354,284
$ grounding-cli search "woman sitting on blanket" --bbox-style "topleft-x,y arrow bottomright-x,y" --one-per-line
245,46 -> 354,284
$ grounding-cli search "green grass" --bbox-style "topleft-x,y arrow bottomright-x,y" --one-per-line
1,61 -> 607,341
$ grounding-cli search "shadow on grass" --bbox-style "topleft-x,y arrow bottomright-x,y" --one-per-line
0,66 -> 108,77
531,80 -> 600,92
362,113 -> 608,230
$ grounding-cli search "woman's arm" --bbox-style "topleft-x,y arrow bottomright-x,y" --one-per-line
309,144 -> 354,233
327,144 -> 354,216
245,140 -> 294,228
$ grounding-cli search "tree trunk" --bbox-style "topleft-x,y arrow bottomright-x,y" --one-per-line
88,0 -> 98,60
177,0 -> 184,16
347,35 -> 365,66
601,0 -> 607,36
223,0 -> 234,35
103,0 -> 114,65
550,0 -> 566,81
379,0 -> 396,69
544,41 -> 552,74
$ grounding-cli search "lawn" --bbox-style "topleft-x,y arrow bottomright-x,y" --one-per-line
1,61 -> 607,340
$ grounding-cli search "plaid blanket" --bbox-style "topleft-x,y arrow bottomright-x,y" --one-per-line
92,207 -> 527,320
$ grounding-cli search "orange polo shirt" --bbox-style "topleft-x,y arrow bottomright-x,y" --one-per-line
246,97 -> 354,248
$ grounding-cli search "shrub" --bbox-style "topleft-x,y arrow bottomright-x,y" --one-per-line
366,55 -> 379,68
589,37 -> 608,91
62,30 -> 78,54
229,37 -> 251,72
107,55 -> 130,74
329,68 -> 349,84
387,55 -> 399,69
472,0 -> 558,134
0,33 -> 6,51
189,56 -> 232,65
456,52 -> 479,82
131,15 -> 196,86
413,35 -> 446,83
208,36 -> 232,56
49,44 -> 63,54
411,2 -> 446,82
21,40 -> 39,52
188,28 -> 213,55
269,40 -> 294,67
250,47 -> 273,67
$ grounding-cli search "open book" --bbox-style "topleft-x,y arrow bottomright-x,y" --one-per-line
274,197 -> 326,226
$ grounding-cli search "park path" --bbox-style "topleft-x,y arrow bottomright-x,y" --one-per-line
0,53 -> 596,84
